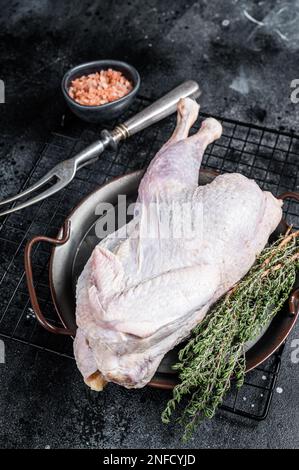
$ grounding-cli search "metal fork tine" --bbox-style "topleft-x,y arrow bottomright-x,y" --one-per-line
0,170 -> 54,206
0,178 -> 69,217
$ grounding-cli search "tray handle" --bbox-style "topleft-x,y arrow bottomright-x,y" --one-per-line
278,191 -> 299,203
24,220 -> 75,335
278,191 -> 299,316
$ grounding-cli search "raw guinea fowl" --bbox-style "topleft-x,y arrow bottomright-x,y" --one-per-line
74,98 -> 282,391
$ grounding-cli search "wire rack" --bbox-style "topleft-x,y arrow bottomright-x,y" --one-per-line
0,96 -> 298,420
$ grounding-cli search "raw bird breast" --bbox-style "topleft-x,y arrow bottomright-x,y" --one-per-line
74,98 -> 282,391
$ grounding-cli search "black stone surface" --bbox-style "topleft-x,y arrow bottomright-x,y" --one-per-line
0,0 -> 299,449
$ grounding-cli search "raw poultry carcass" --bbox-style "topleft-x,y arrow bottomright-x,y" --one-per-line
74,98 -> 282,391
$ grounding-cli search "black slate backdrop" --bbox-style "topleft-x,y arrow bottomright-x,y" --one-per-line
0,0 -> 299,449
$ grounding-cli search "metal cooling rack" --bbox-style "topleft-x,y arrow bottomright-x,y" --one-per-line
0,95 -> 298,420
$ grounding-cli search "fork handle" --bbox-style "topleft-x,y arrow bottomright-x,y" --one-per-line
73,81 -> 201,168
113,80 -> 201,140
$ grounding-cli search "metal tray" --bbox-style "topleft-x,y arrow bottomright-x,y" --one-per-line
24,168 -> 299,389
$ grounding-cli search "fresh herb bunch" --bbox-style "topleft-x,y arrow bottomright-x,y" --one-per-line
162,229 -> 299,441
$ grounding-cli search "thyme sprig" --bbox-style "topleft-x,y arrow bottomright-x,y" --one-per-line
162,229 -> 299,441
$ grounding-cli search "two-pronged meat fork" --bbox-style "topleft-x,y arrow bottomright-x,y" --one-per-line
0,81 -> 200,217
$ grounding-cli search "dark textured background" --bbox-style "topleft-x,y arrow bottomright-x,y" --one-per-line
0,0 -> 299,449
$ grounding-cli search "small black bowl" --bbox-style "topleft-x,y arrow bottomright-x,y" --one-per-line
61,60 -> 140,123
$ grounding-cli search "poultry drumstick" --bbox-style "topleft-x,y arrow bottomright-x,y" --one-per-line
74,98 -> 282,391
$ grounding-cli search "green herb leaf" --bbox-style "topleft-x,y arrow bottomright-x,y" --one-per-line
162,230 -> 299,441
